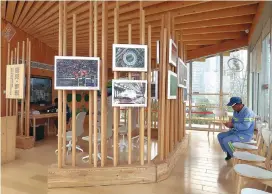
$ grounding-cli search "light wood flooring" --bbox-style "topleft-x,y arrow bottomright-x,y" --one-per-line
2,131 -> 271,194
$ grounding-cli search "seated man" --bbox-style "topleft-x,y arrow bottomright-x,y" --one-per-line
217,97 -> 256,161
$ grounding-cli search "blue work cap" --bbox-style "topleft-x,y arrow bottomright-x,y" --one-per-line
227,97 -> 242,106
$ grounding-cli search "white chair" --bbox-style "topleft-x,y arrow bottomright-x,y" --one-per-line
233,142 -> 259,151
82,97 -> 114,163
241,188 -> 271,194
234,164 -> 272,194
55,112 -> 86,155
208,108 -> 228,136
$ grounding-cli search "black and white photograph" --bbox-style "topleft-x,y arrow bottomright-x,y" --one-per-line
112,80 -> 147,107
169,39 -> 178,67
151,70 -> 158,99
156,40 -> 160,65
112,44 -> 148,72
178,58 -> 187,88
54,56 -> 100,90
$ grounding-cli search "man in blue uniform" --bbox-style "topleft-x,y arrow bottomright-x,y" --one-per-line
217,97 -> 256,160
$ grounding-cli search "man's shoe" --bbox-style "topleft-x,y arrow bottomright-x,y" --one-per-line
225,153 -> 232,161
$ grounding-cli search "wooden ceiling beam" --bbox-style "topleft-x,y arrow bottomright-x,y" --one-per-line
5,1 -> 17,23
15,1 -> 34,27
175,15 -> 254,29
174,1 -> 258,17
23,1 -> 55,29
248,1 -> 265,43
181,24 -> 251,35
175,4 -> 258,24
183,40 -> 222,45
183,32 -> 246,41
19,1 -> 45,28
187,37 -> 248,60
12,1 -> 25,25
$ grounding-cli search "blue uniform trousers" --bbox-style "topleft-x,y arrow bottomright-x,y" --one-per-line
217,130 -> 251,157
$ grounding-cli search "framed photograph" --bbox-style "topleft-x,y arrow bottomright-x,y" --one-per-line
6,64 -> 25,99
54,56 -> 100,90
169,39 -> 178,67
151,70 -> 158,99
156,40 -> 160,65
167,70 -> 177,99
112,79 -> 147,107
112,44 -> 148,72
177,58 -> 187,88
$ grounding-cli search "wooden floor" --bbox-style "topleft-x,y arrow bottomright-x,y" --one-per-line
2,131 -> 271,194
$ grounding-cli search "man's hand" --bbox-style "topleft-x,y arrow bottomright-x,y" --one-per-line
224,122 -> 233,128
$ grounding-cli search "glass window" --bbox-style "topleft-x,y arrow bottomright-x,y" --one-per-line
192,55 -> 220,94
222,49 -> 248,105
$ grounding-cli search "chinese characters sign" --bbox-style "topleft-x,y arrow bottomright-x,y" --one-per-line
6,64 -> 25,99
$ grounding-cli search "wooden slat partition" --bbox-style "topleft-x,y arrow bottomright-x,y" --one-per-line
128,24 -> 132,165
57,2 -> 63,168
72,14 -> 77,167
93,1 -> 98,167
101,1 -> 108,167
147,25 -> 152,164
88,1 -> 94,166
62,1 -> 67,165
113,7 -> 119,167
13,48 -> 17,116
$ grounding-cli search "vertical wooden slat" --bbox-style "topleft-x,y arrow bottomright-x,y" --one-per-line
93,2 -> 98,167
6,42 -> 10,116
15,43 -> 19,134
147,25 -> 152,164
128,24 -> 132,165
62,1 -> 67,165
101,1 -> 108,167
174,31 -> 178,146
113,7 -> 119,167
20,41 -> 25,136
13,48 -> 16,116
183,44 -> 187,138
159,16 -> 164,160
140,8 -> 145,165
72,14 -> 77,167
89,0 -> 93,166
179,34 -> 184,142
57,2 -> 63,168
27,42 -> 31,136
9,50 -> 13,116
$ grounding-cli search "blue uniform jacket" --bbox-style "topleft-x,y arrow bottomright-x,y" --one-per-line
231,105 -> 256,140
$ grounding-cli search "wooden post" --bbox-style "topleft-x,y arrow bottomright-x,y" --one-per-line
128,24 -> 132,165
15,43 -> 19,134
20,41 -> 25,136
6,42 -> 10,116
179,34 -> 184,141
140,8 -> 145,165
9,50 -> 13,116
183,44 -> 187,138
62,1 -> 67,165
113,7 -> 119,167
158,16 -> 164,160
57,2 -> 63,168
93,1 -> 98,167
101,1 -> 108,167
72,14 -> 77,167
147,25 -> 152,164
88,1 -> 93,166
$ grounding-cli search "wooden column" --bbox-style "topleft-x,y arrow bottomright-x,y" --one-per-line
101,1 -> 108,167
6,42 -> 10,116
20,41 -> 25,136
93,1 -> 98,167
147,25 -> 152,164
88,1 -> 94,166
15,43 -> 19,134
9,50 -> 13,116
113,7 -> 119,167
128,24 -> 132,165
62,1 -> 67,165
72,14 -> 77,167
57,2 -> 63,168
